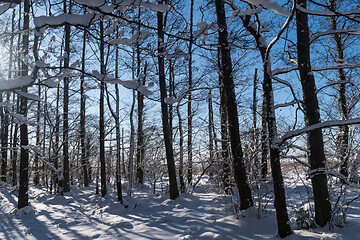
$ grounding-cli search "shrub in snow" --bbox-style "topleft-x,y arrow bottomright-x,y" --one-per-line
292,205 -> 315,230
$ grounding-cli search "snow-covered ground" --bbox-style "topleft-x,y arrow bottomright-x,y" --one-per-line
1,174 -> 359,239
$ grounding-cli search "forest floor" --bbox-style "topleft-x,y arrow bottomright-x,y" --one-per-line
1,172 -> 360,239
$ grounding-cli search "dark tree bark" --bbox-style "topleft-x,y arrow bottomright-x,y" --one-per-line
296,0 -> 331,227
34,83 -> 41,186
208,90 -> 214,165
136,14 -> 145,184
217,45 -> 231,195
11,96 -> 19,186
80,25 -> 89,187
157,0 -> 179,200
99,19 -> 107,197
252,68 -> 259,179
0,92 -> 8,183
115,39 -> 123,203
187,0 -> 194,186
214,0 -> 253,210
260,94 -> 268,180
62,0 -> 71,194
18,0 -> 30,209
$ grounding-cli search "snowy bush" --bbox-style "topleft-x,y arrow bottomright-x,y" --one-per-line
292,204 -> 315,230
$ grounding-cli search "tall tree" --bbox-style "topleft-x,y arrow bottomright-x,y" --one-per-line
136,9 -> 145,185
80,23 -> 89,187
187,0 -> 194,186
296,0 -> 332,227
329,0 -> 349,181
157,0 -> 179,200
214,0 -> 253,210
62,0 -> 71,194
99,19 -> 107,197
18,0 -> 30,209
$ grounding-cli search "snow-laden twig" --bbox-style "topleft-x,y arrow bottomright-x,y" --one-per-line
275,118 -> 360,147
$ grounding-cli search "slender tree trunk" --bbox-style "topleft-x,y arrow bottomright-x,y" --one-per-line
0,95 -> 7,183
136,15 -> 145,184
99,19 -> 107,197
169,60 -> 174,138
114,29 -> 123,203
262,61 -> 293,238
62,0 -> 71,194
208,90 -> 214,170
80,26 -> 89,187
296,0 -> 331,227
252,69 -> 259,179
237,8 -> 293,236
7,10 -> 15,185
177,104 -> 186,193
157,1 -> 179,200
261,94 -> 268,180
18,0 -> 30,209
215,0 -> 253,210
34,83 -> 41,186
128,89 -> 136,197
122,128 -> 126,177
330,0 -> 349,181
12,96 -> 19,186
187,0 -> 194,186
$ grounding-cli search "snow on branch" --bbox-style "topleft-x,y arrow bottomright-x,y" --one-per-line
91,70 -> 153,97
310,29 -> 359,43
193,21 -> 218,44
228,7 -> 262,23
14,90 -> 41,101
296,5 -> 360,17
75,0 -> 174,13
0,76 -> 34,92
0,2 -> 17,15
34,13 -> 95,29
275,118 -> 360,147
107,31 -> 150,47
272,63 -> 360,76
241,0 -> 291,16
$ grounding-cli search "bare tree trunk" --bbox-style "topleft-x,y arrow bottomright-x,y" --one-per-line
80,25 -> 89,187
6,10 -> 15,185
128,90 -> 136,197
157,1 -> 179,200
114,29 -> 123,203
187,0 -> 194,186
169,60 -> 174,139
0,96 -> 7,183
330,0 -> 349,182
18,0 -> 30,209
208,90 -> 214,173
218,45 -> 231,195
99,19 -> 107,197
12,96 -> 19,186
34,83 -> 41,186
62,0 -> 71,194
252,69 -> 259,179
260,94 -> 268,180
296,0 -> 331,227
136,13 -> 145,184
215,0 -> 253,210
177,103 -> 185,193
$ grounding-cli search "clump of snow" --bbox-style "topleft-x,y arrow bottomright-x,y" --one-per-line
34,13 -> 95,28
228,7 -> 262,23
243,0 -> 291,16
0,76 -> 33,92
